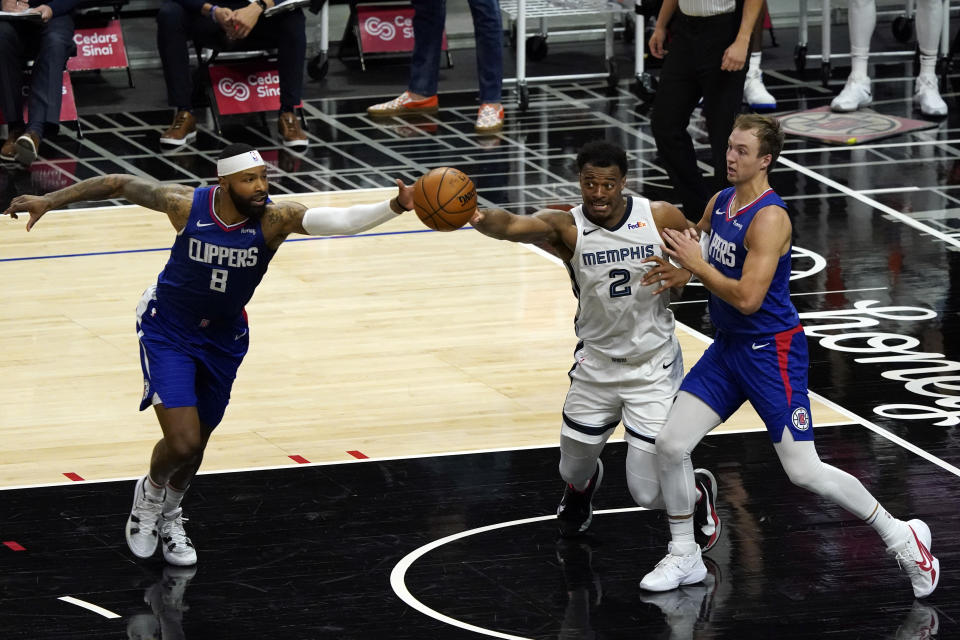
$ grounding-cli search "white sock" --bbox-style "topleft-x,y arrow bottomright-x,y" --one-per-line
144,476 -> 164,500
163,484 -> 188,516
865,502 -> 906,547
749,51 -> 761,74
919,55 -> 938,79
668,514 -> 697,554
850,47 -> 870,80
848,0 -> 875,80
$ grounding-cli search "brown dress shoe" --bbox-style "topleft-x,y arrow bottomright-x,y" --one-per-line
1,127 -> 24,162
15,131 -> 40,166
278,111 -> 308,148
160,111 -> 197,147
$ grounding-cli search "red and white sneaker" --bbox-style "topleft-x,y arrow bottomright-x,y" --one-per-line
475,103 -> 504,134
693,468 -> 721,552
367,91 -> 439,117
887,519 -> 940,598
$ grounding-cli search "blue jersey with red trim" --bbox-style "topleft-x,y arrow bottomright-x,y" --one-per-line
155,186 -> 275,326
706,187 -> 798,335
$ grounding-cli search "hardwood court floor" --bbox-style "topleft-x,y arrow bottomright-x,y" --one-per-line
0,189 -> 849,488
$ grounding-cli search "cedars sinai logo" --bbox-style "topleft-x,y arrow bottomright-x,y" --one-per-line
218,78 -> 250,102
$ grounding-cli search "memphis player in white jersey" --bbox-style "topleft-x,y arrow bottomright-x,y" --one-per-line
470,140 -> 722,551
3,143 -> 415,566
638,114 -> 940,598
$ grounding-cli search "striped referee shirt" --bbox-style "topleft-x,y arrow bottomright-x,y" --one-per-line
679,0 -> 735,17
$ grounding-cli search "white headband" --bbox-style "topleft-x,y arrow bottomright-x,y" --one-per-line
217,150 -> 265,177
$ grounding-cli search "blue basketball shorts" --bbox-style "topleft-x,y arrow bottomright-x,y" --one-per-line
679,325 -> 814,443
135,287 -> 248,428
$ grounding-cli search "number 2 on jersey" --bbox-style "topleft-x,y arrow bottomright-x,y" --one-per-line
609,269 -> 632,298
210,268 -> 228,292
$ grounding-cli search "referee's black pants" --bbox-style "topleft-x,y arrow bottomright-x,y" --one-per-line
651,11 -> 746,221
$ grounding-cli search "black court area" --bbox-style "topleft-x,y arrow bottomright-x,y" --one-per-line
0,428 -> 956,640
4,46 -> 960,638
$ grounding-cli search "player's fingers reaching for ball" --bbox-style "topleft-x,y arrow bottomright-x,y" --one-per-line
469,208 -> 485,226
395,178 -> 414,211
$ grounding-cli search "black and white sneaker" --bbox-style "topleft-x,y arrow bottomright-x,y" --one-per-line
693,468 -> 721,552
557,459 -> 604,538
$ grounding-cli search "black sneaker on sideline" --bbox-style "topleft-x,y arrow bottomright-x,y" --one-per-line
557,459 -> 604,537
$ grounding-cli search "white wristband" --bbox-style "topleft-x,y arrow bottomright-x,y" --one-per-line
302,199 -> 398,236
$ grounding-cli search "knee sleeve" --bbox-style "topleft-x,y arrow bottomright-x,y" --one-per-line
625,444 -> 664,509
559,435 -> 605,488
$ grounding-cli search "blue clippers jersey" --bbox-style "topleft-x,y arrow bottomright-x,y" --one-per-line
706,187 -> 798,335
155,187 -> 275,326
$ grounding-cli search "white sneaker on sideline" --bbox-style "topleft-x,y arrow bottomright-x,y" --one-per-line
887,519 -> 940,599
125,475 -> 164,559
640,542 -> 707,592
831,76 -> 872,112
160,508 -> 198,566
744,70 -> 776,110
914,75 -> 948,117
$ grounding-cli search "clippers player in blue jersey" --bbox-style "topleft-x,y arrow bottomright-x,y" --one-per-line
637,114 -> 939,598
3,143 -> 415,566
469,141 -> 722,553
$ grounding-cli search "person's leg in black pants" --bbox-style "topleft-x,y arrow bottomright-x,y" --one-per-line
698,16 -> 747,198
156,1 -> 225,146
651,26 -> 712,222
25,15 -> 74,139
243,10 -> 307,146
243,9 -> 306,110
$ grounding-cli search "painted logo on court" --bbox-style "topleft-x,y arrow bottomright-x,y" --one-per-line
778,106 -> 935,144
217,78 -> 250,102
791,407 -> 810,431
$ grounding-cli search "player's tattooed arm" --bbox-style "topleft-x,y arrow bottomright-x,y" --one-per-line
262,200 -> 309,249
2,174 -> 194,231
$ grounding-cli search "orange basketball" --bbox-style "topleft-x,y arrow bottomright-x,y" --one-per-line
413,167 -> 477,231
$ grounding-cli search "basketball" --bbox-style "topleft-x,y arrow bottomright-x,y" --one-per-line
413,167 -> 477,231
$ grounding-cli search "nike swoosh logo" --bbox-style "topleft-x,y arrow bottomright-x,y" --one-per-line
751,342 -> 769,350
197,221 -> 215,228
913,527 -> 935,572
583,227 -> 602,235
662,361 -> 673,369
714,209 -> 723,215
234,329 -> 247,340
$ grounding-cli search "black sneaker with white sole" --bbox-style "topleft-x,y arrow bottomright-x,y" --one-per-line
557,459 -> 604,538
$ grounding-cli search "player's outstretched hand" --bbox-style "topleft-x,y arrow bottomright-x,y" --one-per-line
395,178 -> 414,213
661,227 -> 704,270
2,194 -> 53,231
641,255 -> 691,295
469,208 -> 485,228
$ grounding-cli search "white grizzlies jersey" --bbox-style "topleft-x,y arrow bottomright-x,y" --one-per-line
565,196 -> 676,362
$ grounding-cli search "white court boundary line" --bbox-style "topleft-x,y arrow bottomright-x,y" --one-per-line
389,507 -> 646,640
778,156 -> 960,250
58,596 -> 121,619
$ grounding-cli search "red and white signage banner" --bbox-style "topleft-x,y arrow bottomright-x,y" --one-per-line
357,4 -> 447,54
67,19 -> 129,71
209,61 -> 302,115
0,71 -> 77,124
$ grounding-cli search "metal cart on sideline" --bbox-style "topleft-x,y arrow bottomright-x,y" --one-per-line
499,0 -> 647,110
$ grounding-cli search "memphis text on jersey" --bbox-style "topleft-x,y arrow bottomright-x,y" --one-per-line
582,244 -> 656,266
187,237 -> 260,268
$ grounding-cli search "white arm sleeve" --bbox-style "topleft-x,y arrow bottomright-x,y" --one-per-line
700,230 -> 711,261
301,199 -> 399,236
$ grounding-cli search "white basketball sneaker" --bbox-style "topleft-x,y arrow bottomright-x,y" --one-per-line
831,76 -> 872,112
887,519 -> 939,598
125,475 -> 165,559
914,75 -> 948,117
159,508 -> 198,566
744,69 -> 776,110
640,542 -> 708,592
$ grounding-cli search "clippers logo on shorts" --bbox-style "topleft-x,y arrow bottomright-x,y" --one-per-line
791,407 -> 810,431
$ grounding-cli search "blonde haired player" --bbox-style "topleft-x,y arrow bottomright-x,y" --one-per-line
470,140 -> 721,550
